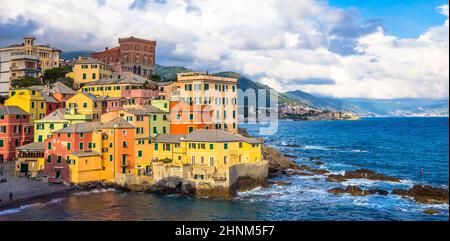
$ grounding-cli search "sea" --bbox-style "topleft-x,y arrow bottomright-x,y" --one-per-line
0,117 -> 448,221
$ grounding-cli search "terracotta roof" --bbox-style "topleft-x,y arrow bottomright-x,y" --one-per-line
102,117 -> 135,129
74,57 -> 105,65
71,150 -> 101,158
54,122 -> 102,133
184,129 -> 262,144
142,105 -> 167,114
16,142 -> 45,151
0,106 -> 28,116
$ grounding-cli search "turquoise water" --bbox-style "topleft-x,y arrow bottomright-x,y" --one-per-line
0,118 -> 448,220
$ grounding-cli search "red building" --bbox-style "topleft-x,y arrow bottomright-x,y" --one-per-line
169,101 -> 214,134
44,122 -> 101,183
91,36 -> 156,77
0,106 -> 34,162
43,93 -> 62,115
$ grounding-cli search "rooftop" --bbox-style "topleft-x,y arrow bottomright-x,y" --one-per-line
102,117 -> 136,129
71,150 -> 101,158
54,122 -> 102,134
0,106 -> 28,116
184,129 -> 261,144
16,142 -> 45,151
37,108 -> 66,121
83,72 -> 156,87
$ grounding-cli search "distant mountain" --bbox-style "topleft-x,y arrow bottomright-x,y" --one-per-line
137,64 -> 450,117
60,51 -> 92,60
155,64 -> 192,80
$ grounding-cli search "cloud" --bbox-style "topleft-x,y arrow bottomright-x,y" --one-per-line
0,0 -> 447,99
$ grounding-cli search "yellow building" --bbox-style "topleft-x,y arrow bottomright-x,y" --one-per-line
5,88 -> 46,122
79,72 -> 155,98
68,150 -> 105,184
173,72 -> 238,133
34,108 -> 88,142
15,142 -> 45,178
66,57 -> 113,88
66,92 -> 104,121
152,129 -> 263,181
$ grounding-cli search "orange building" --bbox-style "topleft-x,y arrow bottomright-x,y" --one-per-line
169,101 -> 214,134
101,117 -> 136,175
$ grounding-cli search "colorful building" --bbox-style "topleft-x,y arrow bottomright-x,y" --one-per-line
45,81 -> 76,107
5,88 -> 47,122
152,129 -> 263,182
169,101 -> 214,134
34,108 -> 87,142
65,92 -> 104,121
42,93 -> 61,115
15,142 -> 45,178
172,72 -> 238,133
68,150 -> 105,184
157,81 -> 177,100
101,117 -> 136,176
91,36 -> 156,77
65,57 -> 113,88
151,99 -> 170,112
79,72 -> 158,98
44,122 -> 102,184
0,37 -> 61,96
0,106 -> 33,162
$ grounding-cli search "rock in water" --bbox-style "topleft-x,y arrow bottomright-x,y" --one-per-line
344,169 -> 401,182
392,185 -> 449,204
328,185 -> 389,196
263,146 -> 300,174
423,209 -> 440,215
326,174 -> 347,183
269,181 -> 291,186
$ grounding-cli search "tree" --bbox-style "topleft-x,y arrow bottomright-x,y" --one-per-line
10,76 -> 43,88
43,67 -> 71,84
56,77 -> 75,90
150,74 -> 162,82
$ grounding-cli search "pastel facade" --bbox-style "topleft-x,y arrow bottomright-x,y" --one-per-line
0,37 -> 61,95
173,72 -> 238,133
34,108 -> 87,142
91,36 -> 156,77
79,72 -> 158,98
44,122 -> 102,184
151,129 -> 263,183
0,106 -> 33,162
66,57 -> 113,88
5,88 -> 47,122
15,142 -> 45,177
66,92 -> 104,121
169,101 -> 214,134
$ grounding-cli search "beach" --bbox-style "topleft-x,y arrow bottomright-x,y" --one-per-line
0,162 -> 73,210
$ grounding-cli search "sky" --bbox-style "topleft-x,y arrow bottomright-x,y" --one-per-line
0,0 -> 448,100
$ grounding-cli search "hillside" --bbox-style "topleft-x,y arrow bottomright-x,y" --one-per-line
60,51 -> 92,60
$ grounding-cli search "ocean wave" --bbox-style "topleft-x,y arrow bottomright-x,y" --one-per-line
0,203 -> 42,216
72,188 -> 116,196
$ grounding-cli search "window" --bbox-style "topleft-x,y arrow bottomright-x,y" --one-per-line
67,143 -> 71,150
109,155 -> 113,162
138,150 -> 143,157
80,133 -> 84,138
88,142 -> 92,149
81,64 -> 88,69
163,126 -> 167,134
79,142 -> 84,150
224,143 -> 228,149
57,156 -> 62,163
47,155 -> 52,163
92,73 -> 96,79
153,115 -> 157,121
210,143 -> 214,150
154,143 -> 158,151
0,139 -> 3,147
190,156 -> 195,165
224,156 -> 228,164
189,114 -> 194,120
176,114 -> 181,120
153,127 -> 157,134
83,73 -> 87,79
47,142 -> 52,149
209,157 -> 214,166
122,141 -> 127,148
49,124 -> 54,130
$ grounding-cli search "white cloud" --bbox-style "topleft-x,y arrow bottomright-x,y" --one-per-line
0,0 -> 447,99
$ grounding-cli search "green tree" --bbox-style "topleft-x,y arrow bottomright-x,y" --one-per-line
150,74 -> 162,82
43,66 -> 71,84
56,77 -> 75,90
10,76 -> 43,88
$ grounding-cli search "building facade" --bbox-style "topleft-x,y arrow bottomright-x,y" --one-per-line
65,57 -> 113,88
91,36 -> 156,77
0,37 -> 61,95
172,72 -> 238,133
5,88 -> 47,122
0,106 -> 34,162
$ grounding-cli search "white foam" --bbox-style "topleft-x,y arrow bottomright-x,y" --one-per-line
0,203 -> 41,215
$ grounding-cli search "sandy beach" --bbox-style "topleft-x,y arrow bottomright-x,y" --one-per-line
0,162 -> 72,210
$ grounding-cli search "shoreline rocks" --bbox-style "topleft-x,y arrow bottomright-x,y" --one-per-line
328,185 -> 388,196
392,185 -> 449,204
325,169 -> 401,183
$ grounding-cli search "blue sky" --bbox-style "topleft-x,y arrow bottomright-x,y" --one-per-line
330,0 -> 449,38
0,0 -> 448,99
